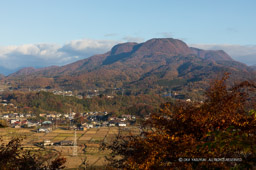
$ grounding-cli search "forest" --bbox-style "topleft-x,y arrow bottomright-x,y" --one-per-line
0,91 -> 167,118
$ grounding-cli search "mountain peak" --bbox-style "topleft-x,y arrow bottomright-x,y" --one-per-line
10,67 -> 37,77
8,66 -> 59,77
190,47 -> 233,61
110,42 -> 138,55
133,38 -> 193,56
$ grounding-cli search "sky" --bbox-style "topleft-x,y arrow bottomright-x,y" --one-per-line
0,0 -> 256,75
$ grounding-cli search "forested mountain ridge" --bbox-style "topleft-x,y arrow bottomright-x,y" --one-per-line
3,38 -> 256,94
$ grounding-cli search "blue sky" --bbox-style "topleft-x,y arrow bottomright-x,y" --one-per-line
1,0 -> 256,45
0,0 -> 256,75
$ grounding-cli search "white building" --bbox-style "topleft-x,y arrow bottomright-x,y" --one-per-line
118,123 -> 127,127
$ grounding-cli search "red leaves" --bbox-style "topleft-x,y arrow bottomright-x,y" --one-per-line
103,74 -> 256,169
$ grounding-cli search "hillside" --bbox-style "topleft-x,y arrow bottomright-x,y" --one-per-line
4,38 -> 256,97
251,65 -> 256,70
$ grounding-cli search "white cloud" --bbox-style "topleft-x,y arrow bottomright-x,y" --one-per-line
190,44 -> 256,66
59,39 -> 118,56
0,39 -> 120,75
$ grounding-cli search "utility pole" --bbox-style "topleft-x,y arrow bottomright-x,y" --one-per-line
69,108 -> 72,129
55,112 -> 57,129
72,129 -> 77,156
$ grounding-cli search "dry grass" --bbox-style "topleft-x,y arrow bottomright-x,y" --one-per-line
45,133 -> 58,137
0,126 -> 139,168
33,133 -> 45,137
58,133 -> 75,137
53,136 -> 66,141
79,136 -> 92,141
86,131 -> 97,134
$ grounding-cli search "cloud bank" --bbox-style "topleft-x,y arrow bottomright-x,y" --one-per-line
190,44 -> 256,66
0,39 -> 119,75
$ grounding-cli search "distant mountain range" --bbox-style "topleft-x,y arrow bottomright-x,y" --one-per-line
2,38 -> 256,94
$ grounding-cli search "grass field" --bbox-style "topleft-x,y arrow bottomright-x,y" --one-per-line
0,126 -> 140,169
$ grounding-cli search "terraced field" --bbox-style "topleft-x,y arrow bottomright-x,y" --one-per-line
0,126 -> 141,169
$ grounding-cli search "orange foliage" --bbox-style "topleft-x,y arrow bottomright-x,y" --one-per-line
102,73 -> 256,169
0,137 -> 66,169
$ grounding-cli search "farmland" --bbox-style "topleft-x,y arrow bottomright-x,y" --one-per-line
0,126 -> 141,169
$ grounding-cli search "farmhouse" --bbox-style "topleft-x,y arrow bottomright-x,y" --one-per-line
60,140 -> 73,146
38,128 -> 50,133
43,140 -> 53,146
118,123 -> 127,127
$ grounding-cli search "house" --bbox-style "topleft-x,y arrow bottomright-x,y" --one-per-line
109,122 -> 116,127
3,114 -> 9,119
10,119 -> 19,124
120,117 -> 127,122
107,95 -> 114,99
27,122 -> 37,128
63,114 -> 69,118
46,114 -> 55,118
25,114 -> 31,118
42,121 -> 52,125
13,121 -> 21,126
60,140 -> 73,146
102,121 -> 108,127
109,117 -> 116,121
38,128 -> 50,133
122,115 -> 132,120
118,123 -> 127,127
186,99 -> 191,102
14,125 -> 21,128
43,140 -> 53,146
21,120 -> 28,125
39,113 -> 46,117
87,124 -> 93,128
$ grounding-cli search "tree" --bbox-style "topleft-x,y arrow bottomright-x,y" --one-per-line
102,73 -> 256,169
0,120 -> 8,128
0,137 -> 66,169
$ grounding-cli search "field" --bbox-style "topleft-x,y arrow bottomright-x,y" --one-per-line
0,126 -> 141,169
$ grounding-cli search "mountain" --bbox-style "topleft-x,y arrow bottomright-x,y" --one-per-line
5,38 -> 256,95
0,74 -> 4,80
8,66 -> 59,77
190,48 -> 233,61
251,65 -> 256,70
0,66 -> 21,76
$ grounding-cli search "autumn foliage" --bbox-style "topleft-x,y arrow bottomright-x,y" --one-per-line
102,73 -> 256,169
0,137 -> 66,169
